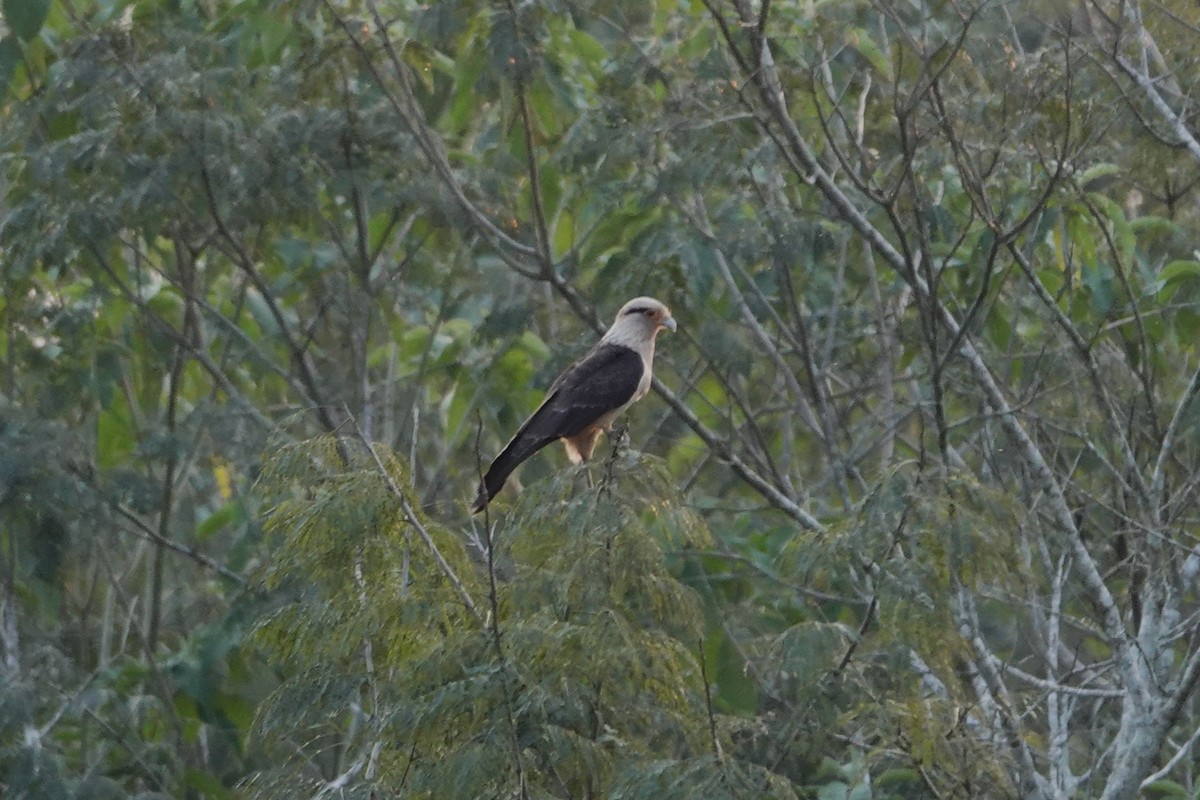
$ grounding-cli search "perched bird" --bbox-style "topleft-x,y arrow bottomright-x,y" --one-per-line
471,297 -> 677,513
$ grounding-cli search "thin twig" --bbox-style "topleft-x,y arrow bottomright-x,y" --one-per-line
351,417 -> 483,623
697,638 -> 724,763
112,503 -> 245,586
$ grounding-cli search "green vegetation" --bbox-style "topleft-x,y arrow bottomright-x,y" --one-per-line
3,0 -> 1200,798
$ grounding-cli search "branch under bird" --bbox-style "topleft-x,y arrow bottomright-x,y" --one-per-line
471,297 -> 676,513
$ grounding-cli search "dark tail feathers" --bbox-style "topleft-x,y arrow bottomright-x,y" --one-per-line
471,434 -> 557,513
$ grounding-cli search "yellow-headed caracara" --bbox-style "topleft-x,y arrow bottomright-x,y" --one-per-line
471,297 -> 676,513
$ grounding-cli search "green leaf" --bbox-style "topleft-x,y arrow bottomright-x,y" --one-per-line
1176,308 -> 1200,342
876,767 -> 922,787
184,767 -> 232,799
1160,260 -> 1200,284
553,208 -> 576,257
244,288 -> 281,336
195,501 -> 243,541
0,35 -> 18,97
1141,779 -> 1188,799
1065,204 -> 1098,272
1078,162 -> 1120,188
3,0 -> 51,40
846,28 -> 890,78
1088,193 -> 1135,263
274,237 -> 311,269
1154,260 -> 1200,301
1130,215 -> 1180,238
707,631 -> 757,714
985,308 -> 1011,349
847,779 -> 871,800
96,403 -> 135,469
566,28 -> 607,70
817,781 -> 849,800
1084,263 -> 1114,316
444,48 -> 487,133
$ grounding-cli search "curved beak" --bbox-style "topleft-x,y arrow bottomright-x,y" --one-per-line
662,315 -> 677,333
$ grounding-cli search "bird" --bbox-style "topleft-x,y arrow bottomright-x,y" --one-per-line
471,296 -> 677,513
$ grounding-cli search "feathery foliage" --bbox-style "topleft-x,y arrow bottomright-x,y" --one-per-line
248,437 -> 802,798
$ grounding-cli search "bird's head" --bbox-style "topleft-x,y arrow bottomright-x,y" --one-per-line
611,296 -> 677,339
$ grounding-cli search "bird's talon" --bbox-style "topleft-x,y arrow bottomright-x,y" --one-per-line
612,424 -> 631,453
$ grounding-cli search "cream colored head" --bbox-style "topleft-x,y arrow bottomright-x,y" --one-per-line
602,297 -> 676,347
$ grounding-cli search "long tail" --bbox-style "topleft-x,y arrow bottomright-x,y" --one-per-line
471,431 -> 557,513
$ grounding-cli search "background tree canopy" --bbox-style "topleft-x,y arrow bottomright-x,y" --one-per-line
3,0 -> 1200,798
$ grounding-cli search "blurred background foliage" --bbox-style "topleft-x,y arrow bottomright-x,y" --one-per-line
3,0 -> 1200,798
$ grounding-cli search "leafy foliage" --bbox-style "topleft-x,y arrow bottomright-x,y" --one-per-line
2,0 -> 1200,798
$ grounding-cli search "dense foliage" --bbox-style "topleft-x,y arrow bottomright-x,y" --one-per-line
3,0 -> 1200,798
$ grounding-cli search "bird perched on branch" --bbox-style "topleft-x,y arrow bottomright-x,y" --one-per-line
471,297 -> 677,513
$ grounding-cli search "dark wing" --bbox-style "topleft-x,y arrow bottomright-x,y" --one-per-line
472,344 -> 644,512
542,343 -> 645,437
